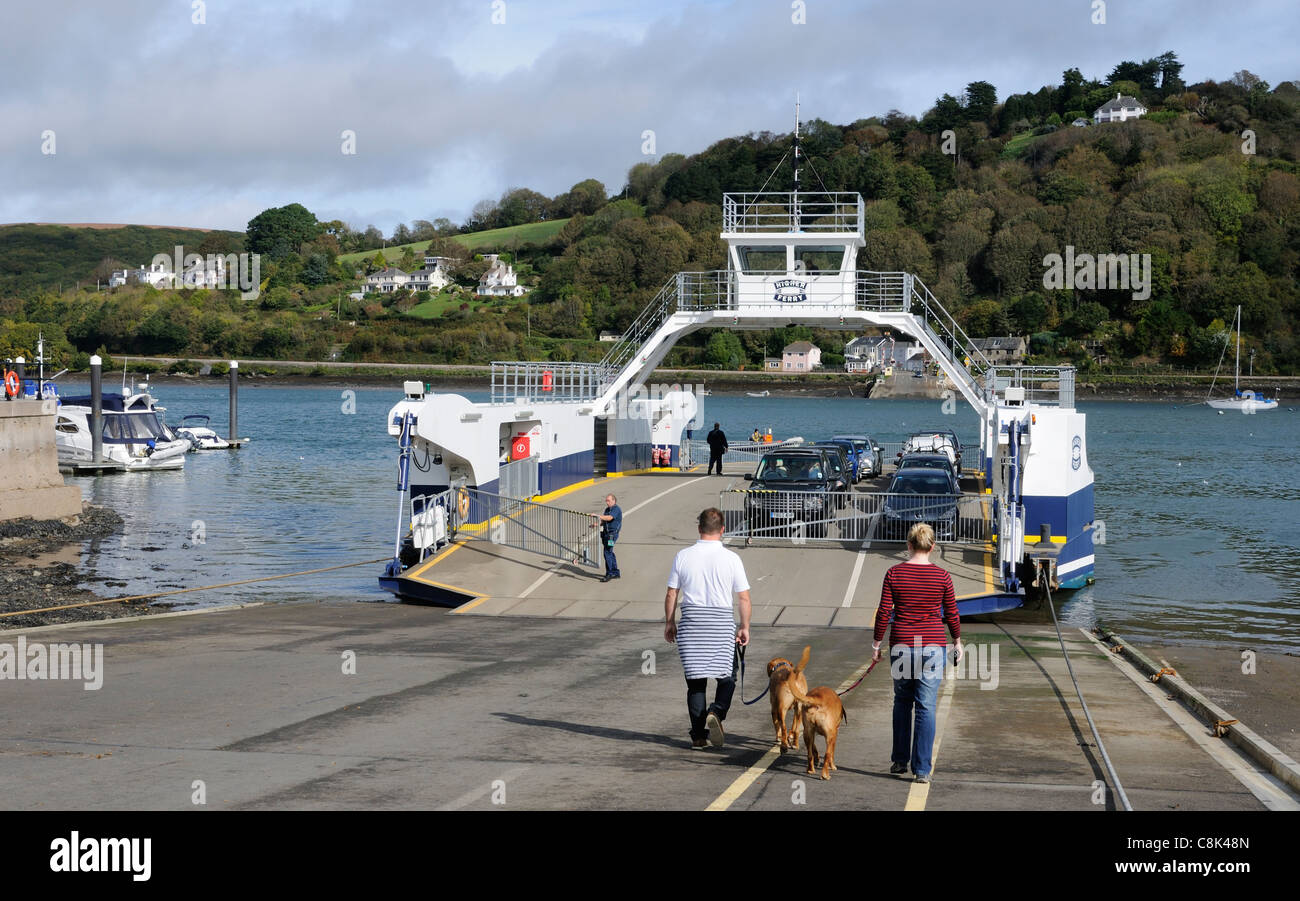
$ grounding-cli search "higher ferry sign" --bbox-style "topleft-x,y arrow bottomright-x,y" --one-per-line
772,278 -> 808,303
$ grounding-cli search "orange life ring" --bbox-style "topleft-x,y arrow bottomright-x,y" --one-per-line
541,369 -> 554,392
3,370 -> 18,397
456,488 -> 470,520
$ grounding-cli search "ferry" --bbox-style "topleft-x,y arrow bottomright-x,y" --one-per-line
380,110 -> 1095,602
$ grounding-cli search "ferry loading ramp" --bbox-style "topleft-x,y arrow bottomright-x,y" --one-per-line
2,468 -> 1296,811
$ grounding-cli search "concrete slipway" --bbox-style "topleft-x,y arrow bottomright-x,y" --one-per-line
1,468 -> 1296,811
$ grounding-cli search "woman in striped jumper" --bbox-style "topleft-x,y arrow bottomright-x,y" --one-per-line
872,522 -> 963,783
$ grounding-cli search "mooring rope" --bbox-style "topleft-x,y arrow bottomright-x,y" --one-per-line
0,557 -> 388,620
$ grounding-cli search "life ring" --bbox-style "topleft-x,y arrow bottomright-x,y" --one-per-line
456,487 -> 470,520
3,370 -> 18,397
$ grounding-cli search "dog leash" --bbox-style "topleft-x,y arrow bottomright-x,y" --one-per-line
738,645 -> 780,706
836,658 -> 880,696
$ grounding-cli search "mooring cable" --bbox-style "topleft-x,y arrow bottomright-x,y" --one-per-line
1040,564 -> 1133,811
0,557 -> 389,620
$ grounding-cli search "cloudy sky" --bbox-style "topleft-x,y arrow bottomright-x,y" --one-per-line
2,0 -> 1295,233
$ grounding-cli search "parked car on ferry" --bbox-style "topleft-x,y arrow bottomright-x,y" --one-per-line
805,442 -> 852,502
833,434 -> 883,478
878,467 -> 961,542
897,430 -> 962,471
897,451 -> 960,481
744,448 -> 840,538
820,438 -> 863,483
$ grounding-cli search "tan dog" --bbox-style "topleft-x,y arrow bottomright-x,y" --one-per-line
789,684 -> 847,780
766,646 -> 811,751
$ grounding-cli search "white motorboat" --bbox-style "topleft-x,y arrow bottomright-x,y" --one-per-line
175,414 -> 232,450
55,389 -> 190,471
1206,306 -> 1278,413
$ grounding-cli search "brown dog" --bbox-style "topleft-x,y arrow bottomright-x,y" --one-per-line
789,684 -> 847,780
767,646 -> 811,751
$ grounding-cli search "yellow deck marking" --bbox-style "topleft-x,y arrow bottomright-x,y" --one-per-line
903,674 -> 956,811
706,656 -> 876,811
452,595 -> 492,614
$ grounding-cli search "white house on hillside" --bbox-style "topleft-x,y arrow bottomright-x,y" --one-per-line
364,266 -> 411,294
1094,93 -> 1147,124
407,256 -> 453,293
476,254 -> 526,297
181,255 -> 226,289
109,260 -> 175,289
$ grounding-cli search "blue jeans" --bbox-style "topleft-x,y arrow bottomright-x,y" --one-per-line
890,644 -> 946,777
602,541 -> 619,576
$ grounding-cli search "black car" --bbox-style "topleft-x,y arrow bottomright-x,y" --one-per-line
897,451 -> 960,481
805,443 -> 852,504
745,449 -> 839,538
879,467 -> 961,542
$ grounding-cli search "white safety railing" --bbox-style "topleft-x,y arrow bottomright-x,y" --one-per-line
451,487 -> 603,568
723,192 -> 864,234
986,367 -> 1076,409
498,455 -> 540,498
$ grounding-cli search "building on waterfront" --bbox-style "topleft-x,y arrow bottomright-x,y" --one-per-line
764,357 -> 781,371
970,335 -> 1027,365
1093,93 -> 1147,124
781,341 -> 821,372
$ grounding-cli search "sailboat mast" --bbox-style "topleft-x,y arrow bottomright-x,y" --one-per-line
1235,305 -> 1241,393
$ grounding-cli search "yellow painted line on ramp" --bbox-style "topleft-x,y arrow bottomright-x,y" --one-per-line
706,655 -> 877,811
903,674 -> 956,811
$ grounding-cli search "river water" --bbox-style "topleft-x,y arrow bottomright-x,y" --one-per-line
60,381 -> 1300,652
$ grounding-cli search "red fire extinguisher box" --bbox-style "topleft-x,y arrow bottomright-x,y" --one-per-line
510,434 -> 531,460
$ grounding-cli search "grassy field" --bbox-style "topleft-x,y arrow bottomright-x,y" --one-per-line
337,218 -> 570,267
1000,131 -> 1046,158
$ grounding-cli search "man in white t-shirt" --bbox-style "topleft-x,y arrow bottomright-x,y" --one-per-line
664,507 -> 752,749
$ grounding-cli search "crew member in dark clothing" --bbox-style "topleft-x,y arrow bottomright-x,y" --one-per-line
706,422 -> 728,475
592,493 -> 622,582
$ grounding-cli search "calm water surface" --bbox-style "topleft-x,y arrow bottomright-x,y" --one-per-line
62,382 -> 1300,651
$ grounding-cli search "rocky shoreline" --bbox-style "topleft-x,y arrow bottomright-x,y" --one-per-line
0,505 -> 167,628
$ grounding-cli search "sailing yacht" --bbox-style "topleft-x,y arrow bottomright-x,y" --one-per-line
1206,305 -> 1278,412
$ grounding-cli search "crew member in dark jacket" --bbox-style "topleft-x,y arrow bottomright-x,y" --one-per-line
706,423 -> 728,475
592,493 -> 622,582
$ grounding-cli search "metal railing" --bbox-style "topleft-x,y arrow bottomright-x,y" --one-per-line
498,455 -> 540,498
986,366 -> 1076,409
490,361 -> 605,404
486,266 -> 1073,415
723,192 -> 864,234
720,488 -> 992,545
683,438 -> 806,466
450,487 -> 602,568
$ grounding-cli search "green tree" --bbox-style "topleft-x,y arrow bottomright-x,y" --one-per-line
245,203 -> 321,262
705,330 -> 745,368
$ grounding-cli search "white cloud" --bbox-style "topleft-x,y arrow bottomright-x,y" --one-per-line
1,0 -> 1295,232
